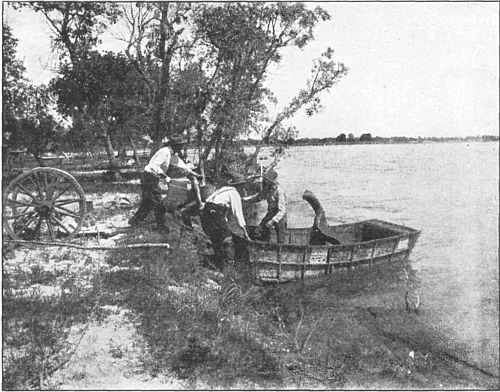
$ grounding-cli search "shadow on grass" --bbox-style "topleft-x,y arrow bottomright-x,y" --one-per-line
101,223 -> 284,388
2,268 -> 103,390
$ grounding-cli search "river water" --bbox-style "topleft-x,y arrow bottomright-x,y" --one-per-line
265,142 -> 498,375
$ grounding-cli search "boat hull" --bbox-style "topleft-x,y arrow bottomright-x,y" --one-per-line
235,219 -> 420,283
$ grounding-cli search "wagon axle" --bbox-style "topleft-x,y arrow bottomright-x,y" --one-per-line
35,202 -> 53,218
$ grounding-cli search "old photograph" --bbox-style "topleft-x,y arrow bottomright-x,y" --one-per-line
2,1 -> 499,389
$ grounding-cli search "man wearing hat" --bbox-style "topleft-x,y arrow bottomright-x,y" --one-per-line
246,169 -> 287,243
200,173 -> 250,264
129,135 -> 200,231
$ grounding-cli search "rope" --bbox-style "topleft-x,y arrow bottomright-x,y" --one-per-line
4,239 -> 170,251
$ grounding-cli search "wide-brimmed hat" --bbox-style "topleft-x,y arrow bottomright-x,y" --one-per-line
228,173 -> 247,186
263,169 -> 278,184
169,134 -> 187,145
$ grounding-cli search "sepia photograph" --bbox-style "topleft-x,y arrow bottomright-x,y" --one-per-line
2,1 -> 499,389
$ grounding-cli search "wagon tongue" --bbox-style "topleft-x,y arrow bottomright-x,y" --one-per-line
302,190 -> 342,245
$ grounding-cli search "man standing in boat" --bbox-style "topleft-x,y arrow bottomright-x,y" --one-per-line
200,174 -> 251,265
245,170 -> 287,243
129,135 -> 201,232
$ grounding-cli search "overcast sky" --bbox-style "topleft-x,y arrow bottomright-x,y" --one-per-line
4,2 -> 499,138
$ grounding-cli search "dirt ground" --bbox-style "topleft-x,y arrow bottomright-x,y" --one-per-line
2,169 -> 499,390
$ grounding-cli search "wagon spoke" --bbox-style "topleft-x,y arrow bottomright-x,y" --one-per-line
7,209 -> 38,240
51,215 -> 73,234
14,183 -> 37,201
5,198 -> 35,208
52,184 -> 73,202
33,216 -> 43,240
4,210 -> 36,220
46,217 -> 55,241
12,205 -> 35,220
54,205 -> 81,220
38,171 -> 50,196
54,198 -> 83,206
44,172 -> 61,197
12,211 -> 36,228
26,175 -> 45,200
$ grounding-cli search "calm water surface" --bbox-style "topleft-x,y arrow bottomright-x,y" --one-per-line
270,142 -> 498,374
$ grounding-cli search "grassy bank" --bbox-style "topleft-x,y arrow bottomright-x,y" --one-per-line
3,222 -> 498,389
2,168 -> 498,389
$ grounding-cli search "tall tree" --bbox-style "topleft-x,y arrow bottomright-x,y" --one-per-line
51,51 -> 147,167
193,3 -> 347,178
121,2 -> 195,150
19,2 -> 123,166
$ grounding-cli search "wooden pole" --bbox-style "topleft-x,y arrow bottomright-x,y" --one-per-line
5,239 -> 171,251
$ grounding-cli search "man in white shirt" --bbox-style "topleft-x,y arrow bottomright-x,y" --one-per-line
200,174 -> 250,264
129,136 -> 200,231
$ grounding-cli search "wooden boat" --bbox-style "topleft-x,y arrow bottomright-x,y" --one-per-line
234,190 -> 420,283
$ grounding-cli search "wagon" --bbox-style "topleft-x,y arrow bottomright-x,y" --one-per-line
234,191 -> 420,283
3,167 -> 86,242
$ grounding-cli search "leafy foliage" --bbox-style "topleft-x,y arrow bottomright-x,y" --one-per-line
191,3 -> 345,177
51,51 -> 148,161
20,2 -> 122,64
8,2 -> 347,176
2,24 -> 27,118
2,23 -> 65,161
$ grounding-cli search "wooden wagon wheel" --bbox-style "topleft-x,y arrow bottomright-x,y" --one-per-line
3,167 -> 86,242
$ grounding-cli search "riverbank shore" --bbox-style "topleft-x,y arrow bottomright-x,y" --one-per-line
3,198 -> 498,389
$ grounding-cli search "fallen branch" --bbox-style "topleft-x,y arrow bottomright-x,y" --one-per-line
4,239 -> 170,251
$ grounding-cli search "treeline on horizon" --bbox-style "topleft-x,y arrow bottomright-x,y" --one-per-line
237,133 -> 499,147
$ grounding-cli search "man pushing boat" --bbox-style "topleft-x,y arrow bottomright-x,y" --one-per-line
199,174 -> 251,264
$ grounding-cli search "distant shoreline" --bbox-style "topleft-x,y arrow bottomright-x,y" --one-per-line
238,135 -> 499,147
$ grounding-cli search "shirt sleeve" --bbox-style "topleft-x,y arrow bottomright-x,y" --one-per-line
271,187 -> 286,223
242,192 -> 263,203
158,148 -> 171,176
229,189 -> 246,229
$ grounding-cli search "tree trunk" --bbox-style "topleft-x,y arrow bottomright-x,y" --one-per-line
214,138 -> 222,183
103,132 -> 117,168
196,125 -> 206,184
129,136 -> 141,168
151,4 -> 171,151
118,145 -> 127,158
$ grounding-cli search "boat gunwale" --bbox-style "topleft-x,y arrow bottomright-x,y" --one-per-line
237,219 -> 421,251
247,248 -> 411,267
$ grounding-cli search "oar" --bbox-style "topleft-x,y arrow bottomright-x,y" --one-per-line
302,190 -> 342,245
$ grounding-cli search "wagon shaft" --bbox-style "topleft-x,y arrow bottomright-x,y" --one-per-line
3,167 -> 86,242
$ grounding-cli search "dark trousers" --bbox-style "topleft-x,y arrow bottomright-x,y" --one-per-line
200,202 -> 235,262
130,171 -> 166,226
259,210 -> 287,243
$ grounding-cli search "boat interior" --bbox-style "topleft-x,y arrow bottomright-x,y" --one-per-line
248,220 -> 410,246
